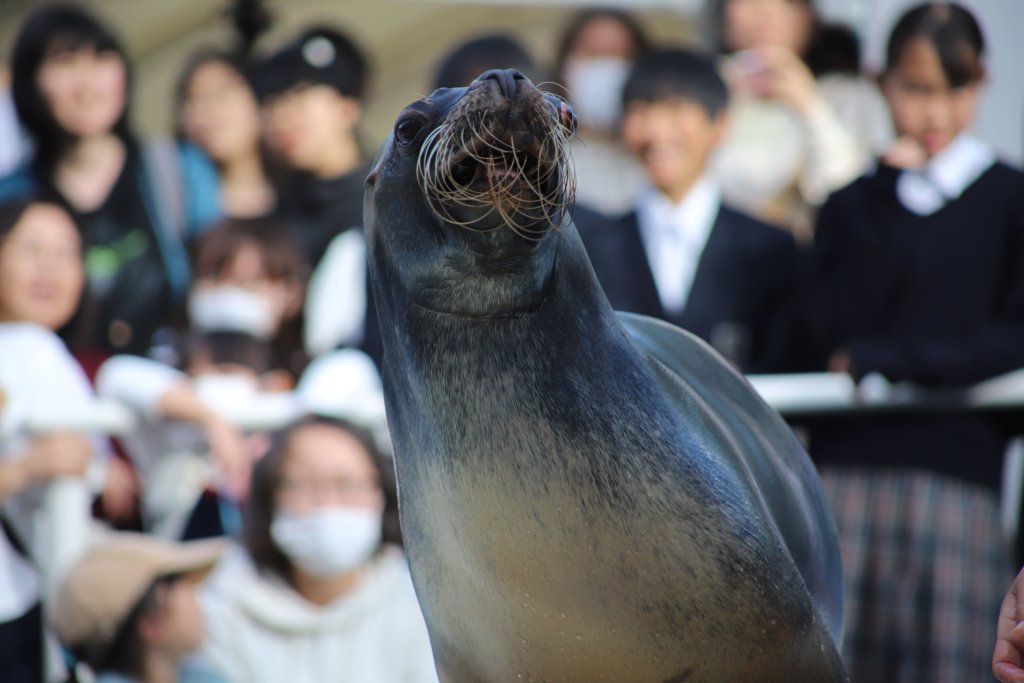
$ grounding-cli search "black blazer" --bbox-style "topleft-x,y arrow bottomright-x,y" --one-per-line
574,202 -> 802,373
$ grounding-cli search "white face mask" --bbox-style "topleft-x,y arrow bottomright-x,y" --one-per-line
270,505 -> 383,578
187,285 -> 277,339
564,57 -> 631,135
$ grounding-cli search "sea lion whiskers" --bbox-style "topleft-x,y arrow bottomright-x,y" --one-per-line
415,96 -> 574,241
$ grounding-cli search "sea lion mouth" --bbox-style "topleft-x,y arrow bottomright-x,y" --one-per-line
416,83 -> 577,241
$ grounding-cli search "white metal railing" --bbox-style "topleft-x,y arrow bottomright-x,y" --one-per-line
9,368 -> 1024,585
748,368 -> 1024,415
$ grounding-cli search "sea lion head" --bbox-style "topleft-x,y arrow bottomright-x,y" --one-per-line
365,69 -> 577,319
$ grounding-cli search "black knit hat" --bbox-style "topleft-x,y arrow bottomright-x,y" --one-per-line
253,25 -> 368,102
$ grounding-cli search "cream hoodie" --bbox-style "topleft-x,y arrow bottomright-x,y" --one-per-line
199,544 -> 438,683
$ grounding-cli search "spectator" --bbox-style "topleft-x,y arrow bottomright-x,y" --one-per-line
431,33 -> 539,91
553,7 -> 650,216
0,198 -> 106,682
199,415 -> 436,682
575,48 -> 801,373
96,218 -> 308,540
708,0 -> 891,240
253,25 -> 381,363
802,4 -> 1024,680
0,3 -> 221,360
187,217 -> 307,376
176,49 -> 277,221
50,532 -> 229,683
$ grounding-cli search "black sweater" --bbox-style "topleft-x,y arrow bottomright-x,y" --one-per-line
803,160 -> 1024,490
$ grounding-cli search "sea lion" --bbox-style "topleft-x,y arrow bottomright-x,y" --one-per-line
365,69 -> 848,683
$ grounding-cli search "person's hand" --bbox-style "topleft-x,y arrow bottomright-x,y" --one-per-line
994,567 -> 1024,682
883,135 -> 928,170
738,46 -> 820,117
827,349 -> 852,375
22,433 -> 92,483
203,414 -> 252,500
100,456 -> 138,523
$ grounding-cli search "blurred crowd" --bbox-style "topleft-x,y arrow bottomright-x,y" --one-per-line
0,1 -> 1022,682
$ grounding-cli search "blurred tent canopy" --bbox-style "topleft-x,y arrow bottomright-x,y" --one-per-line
2,0 -> 1019,163
0,0 -> 696,150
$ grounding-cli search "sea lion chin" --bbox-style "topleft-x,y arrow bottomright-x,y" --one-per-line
365,70 -> 849,682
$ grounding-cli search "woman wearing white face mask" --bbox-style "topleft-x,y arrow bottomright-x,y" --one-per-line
198,415 -> 437,683
95,218 -> 309,541
554,8 -> 651,216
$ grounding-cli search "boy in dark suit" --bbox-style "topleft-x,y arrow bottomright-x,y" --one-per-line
575,47 -> 802,373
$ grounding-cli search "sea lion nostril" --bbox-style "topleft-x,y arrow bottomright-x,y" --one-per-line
478,68 -> 524,100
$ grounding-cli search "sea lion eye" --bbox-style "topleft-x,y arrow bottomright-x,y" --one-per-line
395,117 -> 425,146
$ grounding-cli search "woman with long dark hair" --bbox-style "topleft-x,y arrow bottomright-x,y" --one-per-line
0,3 -> 220,360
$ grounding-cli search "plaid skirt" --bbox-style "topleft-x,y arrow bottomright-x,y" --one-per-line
820,466 -> 1013,683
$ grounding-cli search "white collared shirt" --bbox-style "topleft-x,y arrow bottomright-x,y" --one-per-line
636,176 -> 721,316
896,134 -> 996,216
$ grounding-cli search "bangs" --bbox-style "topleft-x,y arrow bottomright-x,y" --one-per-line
933,29 -> 984,88
43,29 -> 119,61
37,5 -> 123,61
192,218 -> 306,282
885,3 -> 985,88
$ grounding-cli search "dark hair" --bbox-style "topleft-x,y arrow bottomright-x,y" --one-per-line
10,3 -> 132,173
253,25 -> 369,102
554,8 -> 650,78
182,330 -> 272,375
433,34 -> 539,91
244,415 -> 400,582
622,48 -> 730,119
0,197 -> 78,242
884,2 -> 985,88
191,216 -> 307,284
83,574 -> 181,677
804,23 -> 862,77
0,198 -> 35,241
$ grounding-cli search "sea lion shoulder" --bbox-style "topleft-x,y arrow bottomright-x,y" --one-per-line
618,310 -> 844,641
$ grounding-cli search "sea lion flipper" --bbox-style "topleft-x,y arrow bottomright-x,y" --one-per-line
616,311 -> 845,644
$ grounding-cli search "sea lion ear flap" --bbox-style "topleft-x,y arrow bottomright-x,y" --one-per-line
365,141 -> 392,188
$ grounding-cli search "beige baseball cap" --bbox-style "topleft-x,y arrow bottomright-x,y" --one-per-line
49,532 -> 227,660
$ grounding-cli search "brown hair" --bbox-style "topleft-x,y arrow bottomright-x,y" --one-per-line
191,216 -> 307,284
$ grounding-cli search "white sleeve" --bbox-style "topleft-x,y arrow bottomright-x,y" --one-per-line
797,96 -> 866,206
0,326 -> 97,434
304,230 -> 368,357
95,355 -> 188,418
0,326 -> 104,589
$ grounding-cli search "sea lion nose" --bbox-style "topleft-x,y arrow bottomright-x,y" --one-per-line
477,68 -> 527,100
